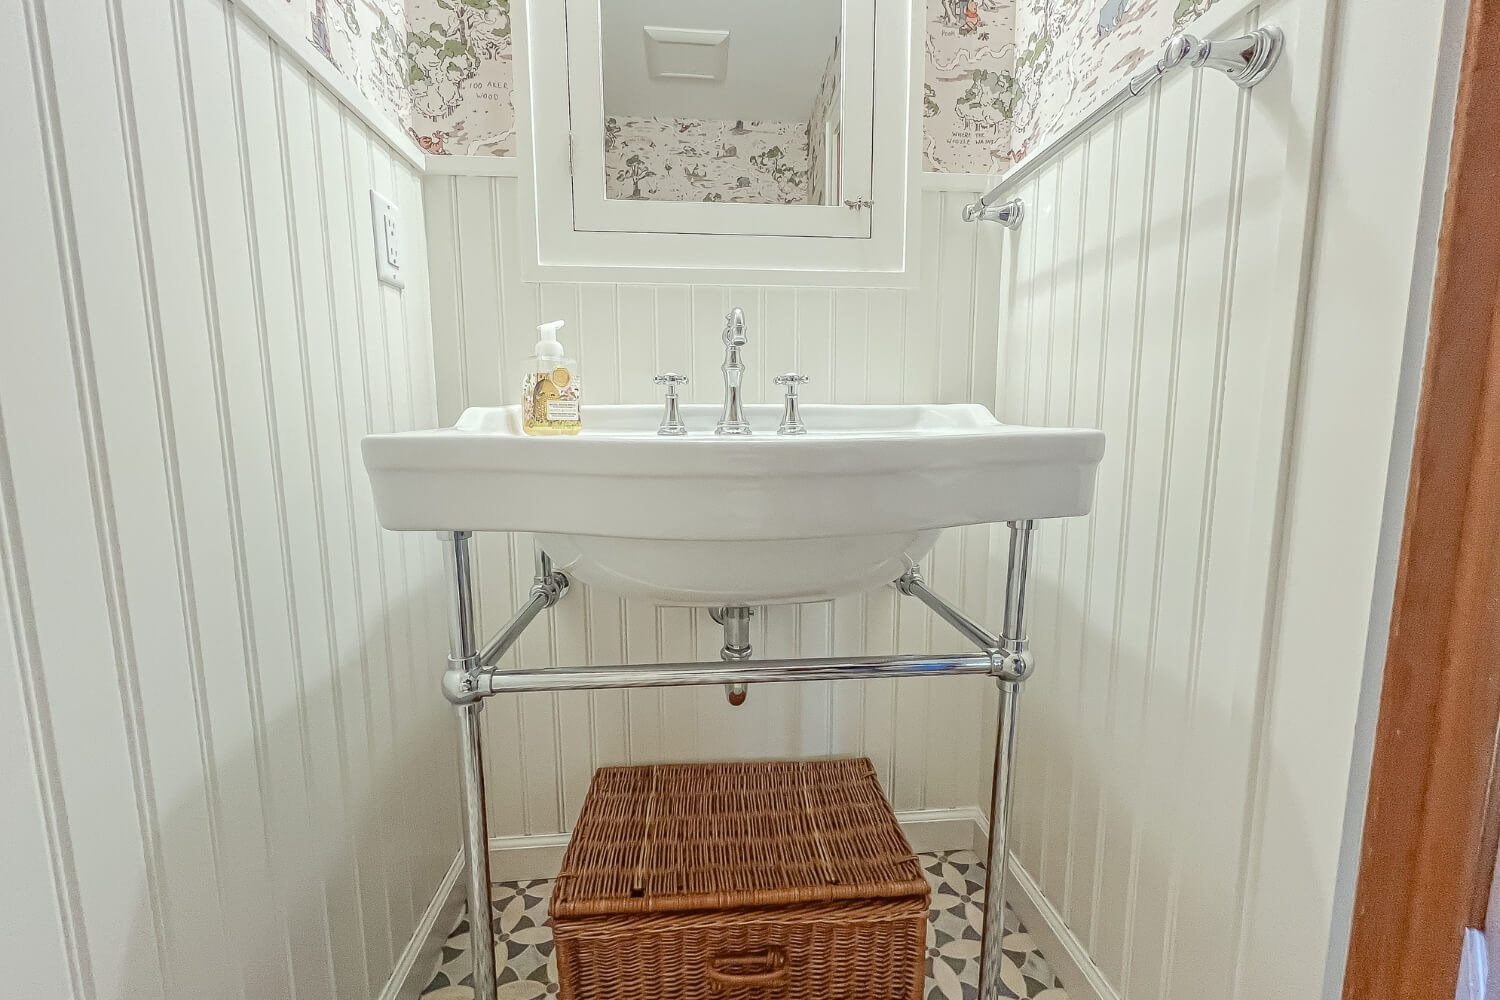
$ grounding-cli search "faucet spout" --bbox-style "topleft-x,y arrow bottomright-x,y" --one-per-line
723,307 -> 747,347
716,307 -> 752,435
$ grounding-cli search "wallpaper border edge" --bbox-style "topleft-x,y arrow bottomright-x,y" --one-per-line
225,0 -> 425,170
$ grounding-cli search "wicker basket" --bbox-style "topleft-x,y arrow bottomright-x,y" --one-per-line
550,758 -> 929,1000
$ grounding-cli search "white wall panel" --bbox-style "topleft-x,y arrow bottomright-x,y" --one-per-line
986,2 -> 1334,998
423,177 -> 1004,834
0,2 -> 455,997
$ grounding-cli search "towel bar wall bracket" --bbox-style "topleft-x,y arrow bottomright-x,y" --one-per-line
436,520 -> 1039,1000
963,25 -> 1285,227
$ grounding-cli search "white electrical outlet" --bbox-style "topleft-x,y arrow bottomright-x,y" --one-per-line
369,189 -> 405,289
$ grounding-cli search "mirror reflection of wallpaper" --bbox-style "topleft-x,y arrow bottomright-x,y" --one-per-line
807,37 -> 841,205
1011,0 -> 1220,162
604,118 -> 811,204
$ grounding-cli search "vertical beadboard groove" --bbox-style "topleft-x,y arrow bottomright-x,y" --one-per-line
453,180 -> 471,411
1034,158 -> 1064,885
109,0 -> 240,985
234,21 -> 346,991
0,417 -> 90,1000
1052,149 -> 1080,899
318,91 -> 391,988
1086,116 -> 1126,956
1058,133 -> 1093,927
377,148 -> 416,918
1115,86 -> 1166,992
164,7 -> 245,981
1148,70 -> 1206,993
372,142 -> 424,924
340,116 -> 405,965
297,70 -> 373,993
222,15 -> 306,985
266,55 -> 340,981
377,145 -> 416,921
1170,68 -> 1254,1000
177,1 -> 293,989
24,0 -> 172,991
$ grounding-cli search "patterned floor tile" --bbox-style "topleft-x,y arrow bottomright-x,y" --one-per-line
422,851 -> 1066,1000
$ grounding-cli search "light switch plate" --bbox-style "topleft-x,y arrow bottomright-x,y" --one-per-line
369,189 -> 405,289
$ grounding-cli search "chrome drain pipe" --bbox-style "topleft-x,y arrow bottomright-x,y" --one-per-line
713,605 -> 754,705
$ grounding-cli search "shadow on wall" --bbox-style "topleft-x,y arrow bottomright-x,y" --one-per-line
117,592 -> 459,999
1015,574 -> 1321,998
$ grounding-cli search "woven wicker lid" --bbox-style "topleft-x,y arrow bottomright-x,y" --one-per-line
551,758 -> 930,919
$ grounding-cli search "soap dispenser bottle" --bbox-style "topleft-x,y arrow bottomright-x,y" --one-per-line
522,320 -> 582,435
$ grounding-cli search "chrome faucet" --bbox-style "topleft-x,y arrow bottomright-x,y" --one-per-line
715,307 -> 751,435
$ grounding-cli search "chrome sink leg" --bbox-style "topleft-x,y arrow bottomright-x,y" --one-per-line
979,520 -> 1036,1000
713,605 -> 754,705
442,531 -> 496,1000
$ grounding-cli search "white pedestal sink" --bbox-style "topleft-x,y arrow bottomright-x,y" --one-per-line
361,403 -> 1104,605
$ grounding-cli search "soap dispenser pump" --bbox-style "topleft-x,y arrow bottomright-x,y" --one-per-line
522,320 -> 581,435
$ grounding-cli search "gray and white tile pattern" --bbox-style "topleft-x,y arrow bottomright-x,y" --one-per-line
420,851 -> 1067,1000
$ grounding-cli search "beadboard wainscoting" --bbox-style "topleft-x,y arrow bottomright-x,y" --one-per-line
422,177 -> 1008,836
979,2 -> 1336,998
1,2 -> 454,998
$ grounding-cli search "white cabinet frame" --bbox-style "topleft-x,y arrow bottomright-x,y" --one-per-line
516,0 -> 920,286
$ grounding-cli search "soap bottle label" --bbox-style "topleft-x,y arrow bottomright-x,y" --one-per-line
523,366 -> 581,434
545,399 -> 580,421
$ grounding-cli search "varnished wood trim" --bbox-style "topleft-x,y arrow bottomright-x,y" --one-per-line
1343,1 -> 1500,995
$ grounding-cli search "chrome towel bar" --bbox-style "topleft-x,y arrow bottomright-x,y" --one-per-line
963,26 -> 1285,227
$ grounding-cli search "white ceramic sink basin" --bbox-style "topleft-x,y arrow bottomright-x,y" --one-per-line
362,403 -> 1104,605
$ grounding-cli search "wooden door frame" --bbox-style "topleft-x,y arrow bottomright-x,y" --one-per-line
1342,0 -> 1500,995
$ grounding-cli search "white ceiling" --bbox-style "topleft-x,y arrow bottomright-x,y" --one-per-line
600,0 -> 842,123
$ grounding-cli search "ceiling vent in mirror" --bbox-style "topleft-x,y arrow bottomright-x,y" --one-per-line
643,26 -> 730,82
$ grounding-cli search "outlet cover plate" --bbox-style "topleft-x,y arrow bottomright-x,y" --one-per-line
369,189 -> 405,289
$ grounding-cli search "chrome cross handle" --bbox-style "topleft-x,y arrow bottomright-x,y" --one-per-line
653,373 -> 688,436
773,372 -> 809,436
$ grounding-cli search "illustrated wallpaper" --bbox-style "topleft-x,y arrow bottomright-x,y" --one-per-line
924,0 -> 1019,174
403,0 -> 516,155
603,118 -> 812,205
279,0 -> 1219,174
1010,0 -> 1222,160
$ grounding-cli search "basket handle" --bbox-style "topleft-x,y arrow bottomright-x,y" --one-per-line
705,948 -> 789,989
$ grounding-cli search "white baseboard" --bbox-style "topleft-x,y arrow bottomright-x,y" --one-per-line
376,851 -> 465,1000
386,810 -> 1116,1000
487,831 -> 574,882
897,807 -> 991,854
970,816 -> 1119,1000
1004,859 -> 1119,1000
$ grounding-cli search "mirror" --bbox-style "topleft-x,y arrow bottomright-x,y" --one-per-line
561,0 -> 876,238
597,2 -> 844,207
